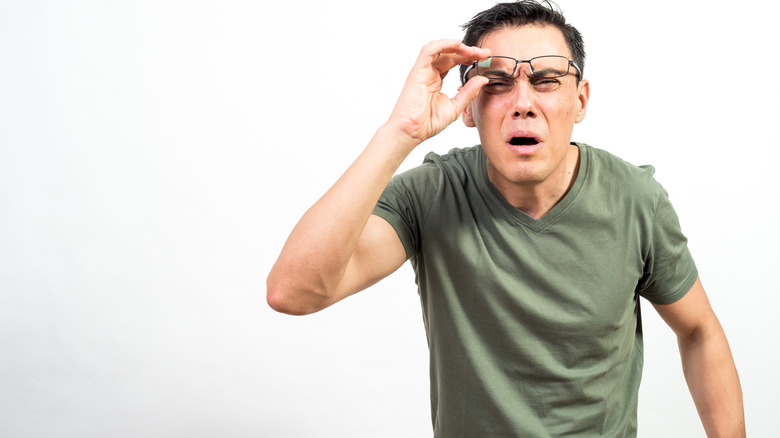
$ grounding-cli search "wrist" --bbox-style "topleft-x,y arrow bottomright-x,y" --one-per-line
378,118 -> 424,153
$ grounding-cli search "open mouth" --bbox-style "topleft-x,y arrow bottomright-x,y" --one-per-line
509,137 -> 539,146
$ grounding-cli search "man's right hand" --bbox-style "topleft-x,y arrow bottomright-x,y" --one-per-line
386,39 -> 490,149
267,40 -> 489,315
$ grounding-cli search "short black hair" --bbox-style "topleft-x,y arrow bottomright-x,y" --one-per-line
459,1 -> 585,84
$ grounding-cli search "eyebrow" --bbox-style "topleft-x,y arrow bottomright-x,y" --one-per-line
483,69 -> 514,78
530,68 -> 566,77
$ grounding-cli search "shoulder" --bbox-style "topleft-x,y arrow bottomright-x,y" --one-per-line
418,144 -> 482,181
375,146 -> 483,257
392,145 -> 482,188
422,144 -> 482,167
578,142 -> 664,201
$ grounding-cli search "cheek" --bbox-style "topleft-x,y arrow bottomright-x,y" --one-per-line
473,97 -> 508,127
542,97 -> 577,124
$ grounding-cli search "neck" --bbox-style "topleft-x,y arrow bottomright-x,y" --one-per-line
490,144 -> 581,220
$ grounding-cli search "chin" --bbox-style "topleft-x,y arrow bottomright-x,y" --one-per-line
489,162 -> 548,186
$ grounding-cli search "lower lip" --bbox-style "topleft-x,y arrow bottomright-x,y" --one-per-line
507,142 -> 543,155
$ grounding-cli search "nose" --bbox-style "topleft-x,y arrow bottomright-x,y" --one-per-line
510,79 -> 537,119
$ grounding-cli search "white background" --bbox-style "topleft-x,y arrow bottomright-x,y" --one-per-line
1,0 -> 778,436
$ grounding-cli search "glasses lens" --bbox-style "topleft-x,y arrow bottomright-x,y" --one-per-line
529,56 -> 570,78
476,57 -> 516,79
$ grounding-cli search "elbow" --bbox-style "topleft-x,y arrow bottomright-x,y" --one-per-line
266,275 -> 328,316
265,285 -> 289,314
266,288 -> 309,315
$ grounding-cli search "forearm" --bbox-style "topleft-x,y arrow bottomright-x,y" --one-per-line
678,319 -> 745,437
266,123 -> 416,313
267,39 -> 489,315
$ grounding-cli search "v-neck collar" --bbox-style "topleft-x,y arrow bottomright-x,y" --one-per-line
478,142 -> 589,232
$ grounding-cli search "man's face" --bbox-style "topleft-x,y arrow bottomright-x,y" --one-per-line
463,25 -> 589,191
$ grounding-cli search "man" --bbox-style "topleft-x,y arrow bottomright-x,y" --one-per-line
267,1 -> 744,436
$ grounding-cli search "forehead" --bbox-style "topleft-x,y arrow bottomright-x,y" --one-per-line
479,25 -> 571,60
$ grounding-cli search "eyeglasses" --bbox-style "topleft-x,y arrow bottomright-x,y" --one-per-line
464,55 -> 581,81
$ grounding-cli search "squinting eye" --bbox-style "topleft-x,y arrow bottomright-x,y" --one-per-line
532,79 -> 559,91
485,80 -> 513,94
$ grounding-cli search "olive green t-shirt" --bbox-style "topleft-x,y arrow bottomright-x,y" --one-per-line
372,143 -> 698,437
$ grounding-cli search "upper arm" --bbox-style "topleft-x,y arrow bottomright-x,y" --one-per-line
328,214 -> 408,306
651,279 -> 745,436
652,277 -> 720,340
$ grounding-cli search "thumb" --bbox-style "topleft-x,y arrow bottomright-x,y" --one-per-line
450,75 -> 489,116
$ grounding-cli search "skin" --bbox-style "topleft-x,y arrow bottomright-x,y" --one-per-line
462,26 -> 589,218
267,25 -> 744,437
654,278 -> 745,437
267,39 -> 488,315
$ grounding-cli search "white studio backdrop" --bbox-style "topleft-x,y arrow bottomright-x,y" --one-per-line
1,0 -> 777,436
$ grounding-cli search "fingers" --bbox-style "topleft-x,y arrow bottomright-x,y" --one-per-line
386,39 -> 490,145
451,75 -> 489,115
416,39 -> 490,74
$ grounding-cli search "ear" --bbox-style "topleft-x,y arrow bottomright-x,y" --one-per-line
574,79 -> 590,123
461,86 -> 477,127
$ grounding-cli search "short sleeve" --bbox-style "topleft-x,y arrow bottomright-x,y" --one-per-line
372,162 -> 442,260
636,184 -> 699,304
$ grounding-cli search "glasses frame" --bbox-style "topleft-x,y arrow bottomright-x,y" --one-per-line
464,55 -> 582,82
